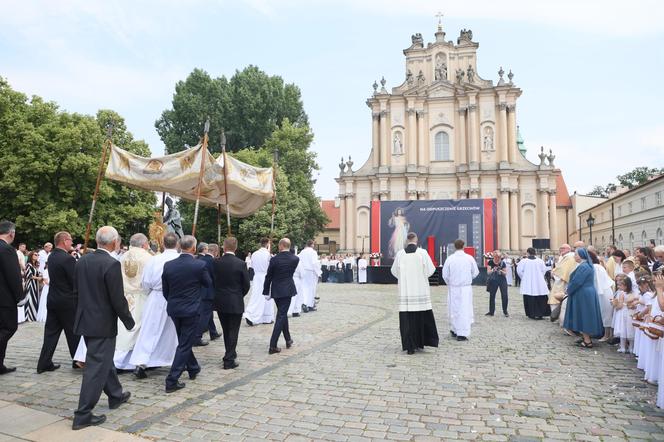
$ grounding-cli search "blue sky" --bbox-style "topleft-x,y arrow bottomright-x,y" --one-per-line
1,0 -> 663,199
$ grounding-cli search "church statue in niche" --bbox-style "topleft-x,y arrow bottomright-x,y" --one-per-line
406,70 -> 414,86
483,126 -> 494,151
466,65 -> 475,83
434,54 -> 447,81
393,132 -> 404,155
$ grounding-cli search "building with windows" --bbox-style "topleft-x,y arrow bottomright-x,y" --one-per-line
313,199 -> 340,255
577,175 -> 664,250
336,23 -> 572,253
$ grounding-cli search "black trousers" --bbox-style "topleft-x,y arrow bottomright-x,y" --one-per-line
488,281 -> 509,315
37,301 -> 79,370
0,307 -> 18,369
218,312 -> 242,365
270,297 -> 291,348
166,315 -> 200,388
74,336 -> 123,424
197,299 -> 218,341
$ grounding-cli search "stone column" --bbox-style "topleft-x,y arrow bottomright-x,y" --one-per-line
339,194 -> 346,250
509,190 -> 520,251
499,190 -> 510,250
407,108 -> 417,167
549,192 -> 558,248
457,107 -> 467,165
468,104 -> 479,167
538,190 -> 550,239
381,110 -> 390,167
417,110 -> 426,167
498,102 -> 508,164
507,104 -> 517,164
345,192 -> 355,252
372,112 -> 380,168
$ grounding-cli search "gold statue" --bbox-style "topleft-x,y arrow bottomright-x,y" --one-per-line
148,211 -> 167,252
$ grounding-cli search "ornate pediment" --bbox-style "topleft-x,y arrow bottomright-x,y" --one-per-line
425,82 -> 458,99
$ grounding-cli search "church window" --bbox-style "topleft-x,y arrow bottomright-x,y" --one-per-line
629,232 -> 634,248
656,192 -> 662,205
522,207 -> 535,236
628,202 -> 633,214
618,234 -> 623,249
642,230 -> 647,245
434,131 -> 450,161
657,228 -> 663,245
641,197 -> 646,210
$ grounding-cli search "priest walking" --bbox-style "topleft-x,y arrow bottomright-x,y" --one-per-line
516,248 -> 551,319
390,233 -> 438,354
244,238 -> 273,326
442,239 -> 479,341
299,240 -> 321,312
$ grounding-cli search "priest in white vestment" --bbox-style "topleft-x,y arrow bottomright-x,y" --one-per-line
299,240 -> 321,312
516,248 -> 550,319
114,234 -> 153,369
551,243 -> 577,331
391,233 -> 439,354
244,238 -> 274,326
358,255 -> 368,284
128,232 -> 180,378
442,239 -> 479,341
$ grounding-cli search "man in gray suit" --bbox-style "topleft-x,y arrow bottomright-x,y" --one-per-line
72,226 -> 135,430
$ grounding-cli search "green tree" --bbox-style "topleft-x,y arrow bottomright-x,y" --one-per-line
616,166 -> 664,189
0,78 -> 157,248
155,66 -> 308,155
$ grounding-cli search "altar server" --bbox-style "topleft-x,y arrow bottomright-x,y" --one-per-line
299,240 -> 321,312
516,248 -> 550,320
244,238 -> 274,326
442,239 -> 479,341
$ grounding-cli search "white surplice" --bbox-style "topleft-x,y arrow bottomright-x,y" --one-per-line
128,249 -> 180,368
516,257 -> 549,296
391,247 -> 435,311
244,247 -> 274,324
289,258 -> 305,315
113,246 -> 153,369
593,263 -> 615,327
358,259 -> 368,283
442,250 -> 479,337
299,247 -> 321,308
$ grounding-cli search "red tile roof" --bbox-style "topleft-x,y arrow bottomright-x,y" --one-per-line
321,200 -> 340,229
556,174 -> 572,208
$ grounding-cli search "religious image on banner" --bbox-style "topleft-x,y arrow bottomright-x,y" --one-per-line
371,199 -> 497,267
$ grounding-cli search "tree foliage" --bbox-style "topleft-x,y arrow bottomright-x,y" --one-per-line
0,78 -> 157,248
588,166 -> 664,197
155,66 -> 309,154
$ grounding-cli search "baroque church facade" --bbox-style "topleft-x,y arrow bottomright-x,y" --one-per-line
336,24 -> 570,254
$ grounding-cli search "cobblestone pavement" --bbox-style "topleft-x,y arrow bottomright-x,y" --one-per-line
1,284 -> 663,441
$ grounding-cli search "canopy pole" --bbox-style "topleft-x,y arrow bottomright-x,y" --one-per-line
83,122 -> 113,253
220,129 -> 231,236
269,149 -> 279,244
217,204 -> 221,244
191,117 -> 210,237
161,192 -> 166,216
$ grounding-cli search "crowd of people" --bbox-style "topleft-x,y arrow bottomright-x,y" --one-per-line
0,220 -> 322,430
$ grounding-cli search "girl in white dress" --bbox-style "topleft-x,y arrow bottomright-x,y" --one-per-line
36,268 -> 49,322
634,277 -> 659,383
612,276 -> 634,353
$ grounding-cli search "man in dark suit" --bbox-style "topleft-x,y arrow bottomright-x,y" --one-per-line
37,231 -> 80,373
263,238 -> 299,354
0,220 -> 23,375
72,226 -> 135,430
212,237 -> 250,369
194,242 -> 219,346
162,235 -> 211,393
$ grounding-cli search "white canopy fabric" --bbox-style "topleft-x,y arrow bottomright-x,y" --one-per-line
105,143 -> 274,218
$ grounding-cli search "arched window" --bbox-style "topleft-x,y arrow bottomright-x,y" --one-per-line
657,228 -> 663,245
642,230 -> 647,246
434,131 -> 450,161
629,232 -> 634,249
523,208 -> 535,236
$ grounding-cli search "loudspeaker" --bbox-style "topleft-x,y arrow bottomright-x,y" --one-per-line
532,238 -> 550,249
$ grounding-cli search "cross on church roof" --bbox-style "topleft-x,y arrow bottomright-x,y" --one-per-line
435,12 -> 443,31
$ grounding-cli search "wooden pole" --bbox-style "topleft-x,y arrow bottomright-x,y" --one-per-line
83,123 -> 113,253
191,117 -> 210,237
222,146 -> 232,235
217,204 -> 221,244
161,192 -> 166,216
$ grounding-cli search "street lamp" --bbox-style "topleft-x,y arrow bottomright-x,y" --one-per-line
586,213 -> 595,245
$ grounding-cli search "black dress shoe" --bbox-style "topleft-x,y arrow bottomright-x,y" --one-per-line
269,347 -> 281,354
456,336 -> 468,341
504,312 -> 510,317
109,391 -> 131,409
72,414 -> 106,430
165,381 -> 186,393
37,363 -> 60,374
245,318 -> 254,326
485,312 -> 494,316
210,332 -> 221,340
0,366 -> 16,375
450,330 -> 457,337
193,340 -> 209,347
189,370 -> 200,380
134,366 -> 148,379
223,362 -> 239,370
407,349 -> 415,355
286,339 -> 294,349
308,306 -> 317,312
301,305 -> 309,313
292,313 -> 300,317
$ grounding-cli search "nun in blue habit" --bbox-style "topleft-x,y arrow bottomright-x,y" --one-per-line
563,247 -> 605,347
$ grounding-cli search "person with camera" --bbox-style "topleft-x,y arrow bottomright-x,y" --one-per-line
485,250 -> 509,317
